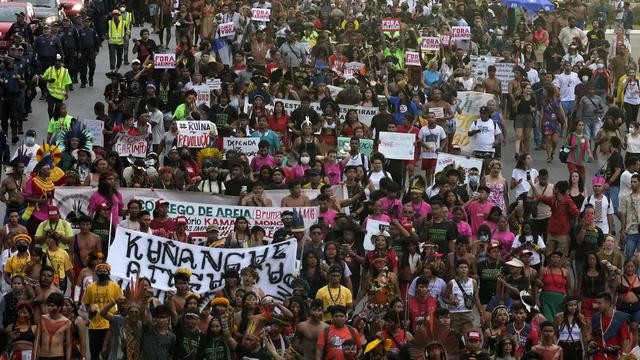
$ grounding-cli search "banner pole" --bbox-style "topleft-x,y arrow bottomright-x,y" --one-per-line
108,212 -> 113,249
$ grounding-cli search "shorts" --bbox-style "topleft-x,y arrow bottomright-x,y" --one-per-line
515,113 -> 534,128
421,158 -> 437,170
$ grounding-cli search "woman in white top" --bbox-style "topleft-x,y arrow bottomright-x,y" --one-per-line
626,121 -> 640,165
443,259 -> 484,333
196,166 -> 226,194
511,153 -> 538,201
368,154 -> 393,190
553,296 -> 588,360
622,68 -> 640,130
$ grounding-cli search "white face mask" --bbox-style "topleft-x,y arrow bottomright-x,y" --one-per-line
25,136 -> 35,145
300,156 -> 310,165
582,75 -> 589,82
120,7 -> 125,12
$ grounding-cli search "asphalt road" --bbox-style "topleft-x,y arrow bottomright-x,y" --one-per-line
1,24 -> 627,221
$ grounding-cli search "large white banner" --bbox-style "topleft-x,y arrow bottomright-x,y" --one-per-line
106,227 -> 297,300
378,131 -> 416,160
245,98 -> 379,127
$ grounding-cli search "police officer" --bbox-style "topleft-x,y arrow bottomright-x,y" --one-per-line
0,56 -> 26,144
34,24 -> 63,100
60,17 -> 79,89
78,17 -> 99,88
3,12 -> 34,44
17,41 -> 36,115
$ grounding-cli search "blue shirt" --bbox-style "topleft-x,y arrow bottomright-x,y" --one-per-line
389,96 -> 419,125
250,129 -> 280,154
423,70 -> 440,87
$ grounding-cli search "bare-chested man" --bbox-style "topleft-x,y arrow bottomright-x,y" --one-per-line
69,215 -> 101,277
0,155 -> 29,211
424,89 -> 454,128
295,299 -> 328,359
172,268 -> 196,315
0,209 -> 27,253
280,180 -> 311,207
33,292 -> 72,360
33,266 -> 62,322
482,65 -> 503,97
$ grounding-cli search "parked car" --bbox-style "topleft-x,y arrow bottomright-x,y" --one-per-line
60,0 -> 82,17
0,2 -> 34,49
10,0 -> 64,24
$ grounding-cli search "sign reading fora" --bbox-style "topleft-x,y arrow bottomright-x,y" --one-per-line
382,18 -> 401,32
153,53 -> 176,69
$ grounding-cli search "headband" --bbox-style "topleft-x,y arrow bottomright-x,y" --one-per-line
95,263 -> 111,272
592,176 -> 606,185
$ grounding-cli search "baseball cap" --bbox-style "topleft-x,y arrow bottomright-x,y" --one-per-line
207,224 -> 220,232
176,216 -> 188,225
131,59 -> 141,65
467,329 -> 482,341
520,249 -> 534,257
48,206 -> 60,219
486,241 -> 502,252
155,199 -> 169,207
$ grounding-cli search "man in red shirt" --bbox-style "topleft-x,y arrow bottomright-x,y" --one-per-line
529,179 -> 579,257
589,292 -> 630,360
408,275 -> 439,333
149,199 -> 176,233
316,305 -> 362,360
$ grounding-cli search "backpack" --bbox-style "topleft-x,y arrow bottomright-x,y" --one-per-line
322,325 -> 357,359
472,118 -> 503,143
585,195 -> 613,212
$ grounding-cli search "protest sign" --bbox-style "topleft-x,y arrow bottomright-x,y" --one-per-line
421,36 -> 440,51
206,79 -> 221,91
54,187 -> 328,228
364,220 -> 390,251
451,26 -> 471,40
378,132 -> 416,160
429,107 -> 444,119
251,8 -> 270,21
192,85 -> 211,107
106,227 -> 297,300
153,53 -> 176,69
440,34 -> 451,46
223,137 -> 259,158
81,119 -> 104,147
468,56 -> 512,94
218,22 -> 236,37
177,121 -> 212,148
337,136 -> 374,157
136,197 -> 318,240
435,153 -> 484,177
405,51 -> 421,66
452,91 -> 497,152
382,18 -> 401,32
114,135 -> 147,157
265,99 -> 378,127
494,63 -> 516,91
343,62 -> 364,79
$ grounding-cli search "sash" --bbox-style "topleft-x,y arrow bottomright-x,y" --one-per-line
591,310 -> 630,341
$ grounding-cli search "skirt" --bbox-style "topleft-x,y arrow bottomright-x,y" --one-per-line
515,113 -> 534,129
540,290 -> 565,320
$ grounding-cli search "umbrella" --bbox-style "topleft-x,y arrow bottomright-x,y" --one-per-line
501,0 -> 554,12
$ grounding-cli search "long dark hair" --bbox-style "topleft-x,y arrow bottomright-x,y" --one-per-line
568,171 -> 585,194
515,153 -> 530,170
238,291 -> 260,335
97,171 -> 118,206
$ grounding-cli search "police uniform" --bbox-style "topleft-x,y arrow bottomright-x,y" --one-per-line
3,16 -> 34,44
34,32 -> 63,98
78,19 -> 99,87
17,43 -> 36,114
60,21 -> 79,85
0,57 -> 25,143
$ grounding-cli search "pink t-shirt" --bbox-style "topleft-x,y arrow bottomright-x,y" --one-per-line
455,220 -> 472,238
405,200 -> 431,221
320,209 -> 338,226
493,229 -> 516,258
362,214 -> 391,229
380,197 -> 403,220
466,200 -> 496,236
324,162 -> 342,185
292,164 -> 310,181
87,191 -> 124,226
250,154 -> 276,173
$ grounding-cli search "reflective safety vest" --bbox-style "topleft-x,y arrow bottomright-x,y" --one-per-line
122,12 -> 132,35
108,19 -> 125,45
45,66 -> 68,100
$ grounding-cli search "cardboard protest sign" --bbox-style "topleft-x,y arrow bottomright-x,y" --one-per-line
251,8 -> 271,21
421,36 -> 441,51
114,135 -> 147,157
451,26 -> 471,40
223,137 -> 259,158
382,18 -> 401,32
191,85 -> 211,107
262,99 -> 379,127
435,153 -> 484,177
218,22 -> 236,37
343,62 -> 364,79
106,228 -> 297,300
378,131 -> 416,160
206,79 -> 221,91
405,51 -> 421,66
337,137 -> 374,157
177,121 -> 212,148
153,53 -> 176,69
440,34 -> 451,46
81,119 -> 104,147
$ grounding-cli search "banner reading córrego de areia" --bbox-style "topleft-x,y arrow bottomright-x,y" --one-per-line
106,227 -> 298,300
137,196 -> 319,239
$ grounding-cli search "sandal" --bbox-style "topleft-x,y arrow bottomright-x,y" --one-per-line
547,154 -> 552,163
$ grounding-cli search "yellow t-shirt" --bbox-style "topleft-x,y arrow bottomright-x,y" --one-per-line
45,248 -> 72,280
82,281 -> 123,330
3,254 -> 31,275
315,285 -> 353,321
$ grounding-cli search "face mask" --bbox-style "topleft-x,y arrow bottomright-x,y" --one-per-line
120,7 -> 125,12
582,75 -> 589,82
16,244 -> 28,252
597,63 -> 605,69
469,175 -> 480,183
97,273 -> 109,282
300,156 -> 310,165
25,136 -> 35,145
479,235 -> 489,242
